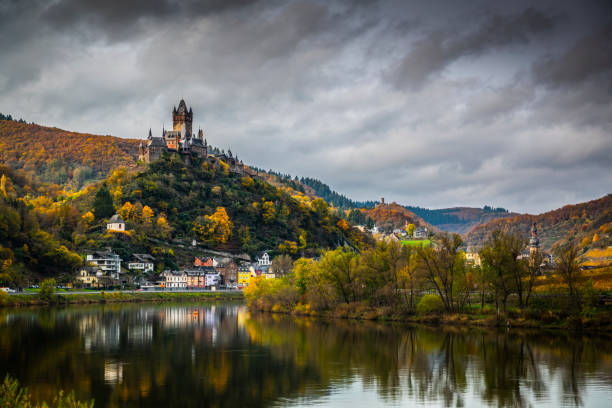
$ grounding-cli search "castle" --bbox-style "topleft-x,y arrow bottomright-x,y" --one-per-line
139,99 -> 251,174
139,99 -> 209,163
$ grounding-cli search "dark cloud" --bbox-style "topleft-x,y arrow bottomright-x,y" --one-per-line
0,0 -> 610,214
390,7 -> 556,88
533,22 -> 612,87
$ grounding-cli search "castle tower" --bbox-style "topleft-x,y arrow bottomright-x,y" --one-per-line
172,99 -> 193,136
529,222 -> 539,256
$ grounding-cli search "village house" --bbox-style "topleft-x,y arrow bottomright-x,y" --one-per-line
194,257 -> 217,267
216,260 -> 238,285
161,270 -> 187,289
76,267 -> 102,288
86,250 -> 122,279
237,264 -> 252,287
127,254 -> 155,273
256,251 -> 272,267
106,214 -> 125,232
413,226 -> 428,239
465,251 -> 482,267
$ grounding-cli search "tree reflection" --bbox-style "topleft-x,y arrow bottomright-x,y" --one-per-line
0,304 -> 610,407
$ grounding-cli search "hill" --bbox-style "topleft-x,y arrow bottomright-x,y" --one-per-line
0,119 -> 140,188
464,194 -> 612,251
405,206 -> 518,234
0,152 -> 373,284
356,202 -> 433,233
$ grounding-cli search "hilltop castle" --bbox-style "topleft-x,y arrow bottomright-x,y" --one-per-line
139,99 -> 250,175
139,99 -> 208,163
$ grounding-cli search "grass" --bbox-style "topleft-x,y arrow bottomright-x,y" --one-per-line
401,239 -> 431,247
0,291 -> 244,308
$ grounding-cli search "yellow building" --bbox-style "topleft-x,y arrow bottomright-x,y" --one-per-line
76,268 -> 100,288
238,266 -> 251,287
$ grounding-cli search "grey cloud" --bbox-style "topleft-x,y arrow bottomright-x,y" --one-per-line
390,7 -> 556,88
0,0 -> 610,214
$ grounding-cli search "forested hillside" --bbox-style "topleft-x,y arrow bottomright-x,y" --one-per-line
0,119 -> 140,188
465,194 -> 612,251
0,151 -> 372,285
355,203 -> 433,233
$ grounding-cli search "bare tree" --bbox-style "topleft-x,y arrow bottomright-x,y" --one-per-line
554,241 -> 583,313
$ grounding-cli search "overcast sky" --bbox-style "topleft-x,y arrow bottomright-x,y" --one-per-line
1,0 -> 611,214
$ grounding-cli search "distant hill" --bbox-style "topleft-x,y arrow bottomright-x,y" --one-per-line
0,119 -> 140,188
464,194 -> 612,251
358,202 -> 433,233
405,206 -> 518,234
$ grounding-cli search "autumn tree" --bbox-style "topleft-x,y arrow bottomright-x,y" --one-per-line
155,215 -> 172,239
193,207 -> 233,245
319,247 -> 359,304
416,233 -> 465,312
271,255 -> 293,276
554,241 -> 583,312
262,201 -> 276,223
142,205 -> 154,224
480,230 -> 527,312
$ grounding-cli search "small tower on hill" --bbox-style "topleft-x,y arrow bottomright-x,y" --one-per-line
529,222 -> 539,256
172,99 -> 193,135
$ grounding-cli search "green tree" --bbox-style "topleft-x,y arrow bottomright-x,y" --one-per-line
39,278 -> 56,300
92,186 -> 114,219
416,233 -> 464,312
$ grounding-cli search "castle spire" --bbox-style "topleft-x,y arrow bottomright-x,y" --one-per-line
148,128 -> 152,139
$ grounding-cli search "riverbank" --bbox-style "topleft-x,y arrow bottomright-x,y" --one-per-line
0,291 -> 244,308
248,301 -> 612,332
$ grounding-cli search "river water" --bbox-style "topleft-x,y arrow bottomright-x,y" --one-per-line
0,303 -> 610,407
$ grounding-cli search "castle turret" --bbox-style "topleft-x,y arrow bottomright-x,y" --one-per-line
172,99 -> 193,136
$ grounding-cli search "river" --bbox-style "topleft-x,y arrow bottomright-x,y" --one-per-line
0,303 -> 610,407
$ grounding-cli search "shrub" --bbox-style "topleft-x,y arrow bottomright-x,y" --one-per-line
0,374 -> 94,407
39,278 -> 56,300
416,294 -> 445,315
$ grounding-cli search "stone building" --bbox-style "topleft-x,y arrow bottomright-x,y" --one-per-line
139,99 -> 208,163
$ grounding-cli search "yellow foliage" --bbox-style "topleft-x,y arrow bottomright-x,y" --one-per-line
336,219 -> 350,232
219,160 -> 229,175
278,240 -> 298,254
81,211 -> 95,226
241,176 -> 254,188
118,201 -> 136,222
262,201 -> 276,223
142,205 -> 154,224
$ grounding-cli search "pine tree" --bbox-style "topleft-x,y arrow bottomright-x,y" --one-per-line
92,187 -> 115,219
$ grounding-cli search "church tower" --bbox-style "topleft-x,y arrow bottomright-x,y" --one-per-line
172,99 -> 193,136
529,222 -> 539,256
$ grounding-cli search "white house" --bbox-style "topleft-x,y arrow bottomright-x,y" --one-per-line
414,226 -> 428,239
162,270 -> 187,289
257,251 -> 271,266
107,214 -> 125,232
86,250 -> 122,279
127,254 -> 155,273
205,273 -> 222,287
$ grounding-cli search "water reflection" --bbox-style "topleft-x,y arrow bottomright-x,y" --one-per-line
0,304 -> 610,407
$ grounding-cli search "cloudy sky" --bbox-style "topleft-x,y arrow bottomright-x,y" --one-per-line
1,0 -> 611,214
